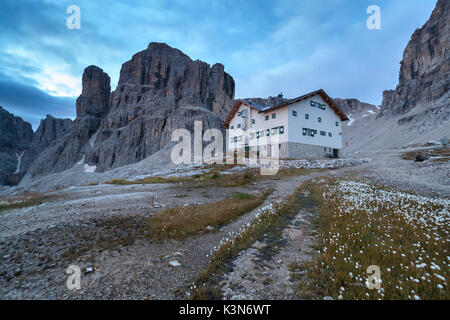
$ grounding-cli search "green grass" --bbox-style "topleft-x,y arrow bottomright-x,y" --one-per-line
232,192 -> 255,200
0,194 -> 56,214
106,165 -> 322,188
106,176 -> 188,185
146,190 -> 272,240
296,177 -> 450,300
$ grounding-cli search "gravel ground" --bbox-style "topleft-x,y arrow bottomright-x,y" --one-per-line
354,150 -> 450,198
0,170 -> 326,299
0,149 -> 447,299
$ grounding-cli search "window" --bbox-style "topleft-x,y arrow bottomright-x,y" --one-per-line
237,123 -> 241,128
320,131 -> 326,136
266,129 -> 270,136
302,128 -> 316,137
339,132 -> 342,136
256,131 -> 260,139
272,113 -> 276,119
292,110 -> 297,117
328,132 -> 332,137
250,133 -> 255,139
230,125 -> 234,129
311,100 -> 326,110
279,126 -> 284,134
252,119 -> 255,124
318,117 -> 322,123
233,137 -> 237,142
237,111 -> 241,116
238,136 -> 242,142
279,144 -> 281,150
305,114 -> 309,120
265,115 -> 269,121
335,122 -> 339,127
271,128 -> 277,135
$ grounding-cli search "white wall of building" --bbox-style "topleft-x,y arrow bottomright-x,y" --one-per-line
288,94 -> 343,149
228,103 -> 289,150
228,93 -> 343,151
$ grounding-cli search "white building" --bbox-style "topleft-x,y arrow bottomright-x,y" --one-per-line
224,89 -> 349,158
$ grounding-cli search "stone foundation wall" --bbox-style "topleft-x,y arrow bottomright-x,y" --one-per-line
284,142 -> 340,159
236,142 -> 341,159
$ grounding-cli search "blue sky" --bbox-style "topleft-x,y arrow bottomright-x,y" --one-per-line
0,0 -> 437,129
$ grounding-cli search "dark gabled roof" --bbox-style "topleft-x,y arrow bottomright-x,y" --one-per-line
224,89 -> 349,128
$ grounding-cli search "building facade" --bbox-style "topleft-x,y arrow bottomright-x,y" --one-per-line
224,89 -> 349,159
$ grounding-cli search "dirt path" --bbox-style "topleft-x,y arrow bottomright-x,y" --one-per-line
220,188 -> 319,300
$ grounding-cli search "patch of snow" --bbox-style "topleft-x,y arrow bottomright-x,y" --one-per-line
84,163 -> 97,173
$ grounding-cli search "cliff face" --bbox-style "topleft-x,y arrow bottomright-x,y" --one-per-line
87,42 -> 234,171
333,98 -> 378,116
20,115 -> 73,174
0,106 -> 33,185
27,66 -> 111,176
26,43 -> 235,176
240,95 -> 287,108
0,106 -> 33,151
108,42 -> 234,119
379,0 -> 449,124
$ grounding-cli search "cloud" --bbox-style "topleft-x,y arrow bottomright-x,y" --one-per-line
0,0 -> 438,123
0,72 -> 76,130
228,0 -> 437,105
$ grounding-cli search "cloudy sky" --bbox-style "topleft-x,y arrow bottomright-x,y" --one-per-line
0,0 -> 437,129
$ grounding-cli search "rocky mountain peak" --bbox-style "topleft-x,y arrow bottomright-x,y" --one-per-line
333,98 -> 378,116
110,42 -> 234,119
380,0 -> 449,117
76,65 -> 111,118
0,106 -> 33,151
241,95 -> 288,108
21,43 -> 234,177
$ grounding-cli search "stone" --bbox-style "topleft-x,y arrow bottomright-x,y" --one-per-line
415,155 -> 429,162
169,260 -> 182,267
84,267 -> 94,274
